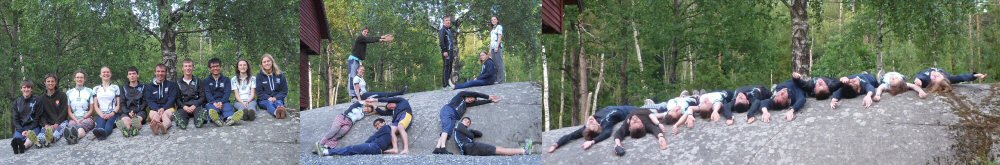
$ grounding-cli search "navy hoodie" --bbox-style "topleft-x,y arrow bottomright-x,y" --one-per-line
256,71 -> 288,103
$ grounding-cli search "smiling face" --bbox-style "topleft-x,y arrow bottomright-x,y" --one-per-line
491,16 -> 498,25
45,76 -> 56,91
930,71 -> 945,84
262,56 -> 274,72
736,93 -> 748,105
237,60 -> 249,75
585,116 -> 599,130
127,70 -> 139,83
74,72 -> 86,86
155,66 -> 167,81
464,97 -> 476,103
182,61 -> 194,76
387,102 -> 397,110
479,51 -> 489,61
21,84 -> 31,97
362,28 -> 369,37
374,120 -> 384,129
357,66 -> 365,76
100,67 -> 112,81
210,62 -> 221,76
461,118 -> 472,127
444,17 -> 452,28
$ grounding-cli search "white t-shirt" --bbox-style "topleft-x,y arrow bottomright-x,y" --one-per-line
881,72 -> 905,86
346,106 -> 365,122
489,25 -> 503,50
231,76 -> 256,103
93,84 -> 120,114
353,75 -> 367,96
66,87 -> 95,119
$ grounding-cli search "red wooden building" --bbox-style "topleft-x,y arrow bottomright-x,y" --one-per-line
300,0 -> 330,110
542,0 -> 583,34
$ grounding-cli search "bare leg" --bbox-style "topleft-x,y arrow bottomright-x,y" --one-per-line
495,146 -> 526,156
436,133 -> 448,148
161,110 -> 173,130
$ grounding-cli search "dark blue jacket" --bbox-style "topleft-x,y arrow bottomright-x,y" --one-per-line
204,75 -> 232,104
792,76 -> 842,98
914,68 -> 980,88
476,59 -> 497,83
145,79 -> 179,110
365,126 -> 394,150
439,27 -> 455,53
12,95 -> 41,131
761,80 -> 807,112
454,123 -> 483,145
725,85 -> 772,114
256,71 -> 288,102
832,73 -> 878,100
446,91 -> 492,117
553,106 -> 637,148
374,97 -> 412,125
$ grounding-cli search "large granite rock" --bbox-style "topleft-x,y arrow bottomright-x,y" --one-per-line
544,84 -> 999,164
299,82 -> 543,164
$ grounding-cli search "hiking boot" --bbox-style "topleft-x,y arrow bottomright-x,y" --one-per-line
523,138 -> 534,155
26,130 -> 39,147
276,106 -> 287,119
209,109 -> 223,126
65,126 -> 78,145
195,109 -> 207,128
44,127 -> 54,146
62,127 -> 73,143
93,128 -> 107,140
175,112 -> 188,130
116,120 -> 129,137
244,109 -> 257,121
226,110 -> 245,126
314,142 -> 324,156
433,148 -> 453,155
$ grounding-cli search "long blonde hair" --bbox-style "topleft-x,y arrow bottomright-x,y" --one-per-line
261,53 -> 282,76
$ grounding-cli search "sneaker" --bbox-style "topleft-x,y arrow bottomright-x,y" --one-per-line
65,126 -> 78,145
93,128 -> 106,140
276,106 -> 287,119
12,138 -> 24,154
44,127 -> 54,146
226,110 -> 245,126
116,120 -> 129,137
195,110 -> 207,128
209,109 -> 223,126
132,119 -> 142,136
314,142 -> 324,156
175,112 -> 188,130
244,109 -> 257,121
62,127 -> 73,143
523,138 -> 534,155
26,130 -> 38,147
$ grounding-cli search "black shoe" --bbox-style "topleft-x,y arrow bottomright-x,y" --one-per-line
11,138 -> 23,154
93,129 -> 106,140
432,148 -> 443,154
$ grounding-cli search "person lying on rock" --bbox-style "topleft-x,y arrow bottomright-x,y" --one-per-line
792,72 -> 842,100
694,90 -> 732,124
721,85 -> 771,126
351,65 -> 407,103
612,108 -> 669,156
661,96 -> 697,135
454,117 -> 532,156
830,72 -> 879,109
365,96 -> 413,154
748,80 -> 806,123
548,106 -> 639,153
317,118 -> 404,156
873,71 -> 928,101
433,91 -> 501,155
454,51 -> 497,90
314,101 -> 376,152
913,67 -> 988,93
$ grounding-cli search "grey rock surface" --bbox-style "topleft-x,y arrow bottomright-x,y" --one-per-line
299,82 -> 543,164
1,110 -> 300,164
544,84 -> 999,164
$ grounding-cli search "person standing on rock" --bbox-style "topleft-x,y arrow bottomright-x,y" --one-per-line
174,59 -> 207,130
348,26 -> 394,98
792,72 -> 842,100
314,102 -> 375,152
873,71 -> 928,102
439,16 -> 458,88
11,80 -> 42,153
352,65 -> 407,103
205,58 -> 243,126
748,80 -> 806,123
117,67 -> 146,137
91,67 -> 122,140
913,67 -> 988,93
547,106 -> 637,153
454,117 -> 533,156
232,59 -> 258,121
38,74 -> 68,146
830,72 -> 879,109
612,108 -> 669,156
433,91 -> 501,155
66,71 -> 96,143
721,85 -> 772,126
366,96 -> 414,154
454,51 -> 497,90
489,16 -> 505,84
317,118 -> 405,156
257,54 -> 289,119
146,64 -> 178,135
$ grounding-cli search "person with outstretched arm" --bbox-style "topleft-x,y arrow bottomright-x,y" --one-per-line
913,67 -> 988,93
316,118 -> 405,156
830,72 -> 879,109
547,106 -> 638,153
612,108 -> 669,156
348,27 -> 394,97
365,96 -> 414,154
748,80 -> 806,123
791,72 -> 842,100
721,85 -> 772,125
873,71 -> 927,102
454,117 -> 532,156
433,91 -> 501,155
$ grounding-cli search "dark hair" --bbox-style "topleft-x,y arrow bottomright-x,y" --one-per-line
155,64 -> 167,70
21,80 -> 33,88
234,59 -> 253,84
629,122 -> 647,139
127,66 -> 139,74
208,58 -> 221,67
462,117 -> 471,122
44,73 -> 58,90
582,126 -> 601,141
815,87 -> 830,100
373,118 -> 385,127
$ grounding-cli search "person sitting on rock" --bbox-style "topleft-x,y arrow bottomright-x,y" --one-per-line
365,96 -> 414,154
454,117 -> 533,156
454,51 -> 497,90
433,91 -> 501,155
174,59 -> 207,129
146,64 -> 179,135
66,71 -> 96,142
913,67 -> 987,93
721,85 -> 772,126
873,71 -> 928,101
204,58 -> 243,126
548,106 -> 638,153
91,66 -> 122,140
257,54 -> 289,119
39,74 -> 68,146
316,118 -> 405,156
748,80 -> 806,123
612,108 -> 669,156
117,67 -> 146,137
791,72 -> 842,100
314,102 -> 376,153
830,72 -> 879,109
351,65 -> 407,103
12,80 -> 42,153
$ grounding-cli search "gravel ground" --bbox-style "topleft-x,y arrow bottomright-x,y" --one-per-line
300,82 -> 543,164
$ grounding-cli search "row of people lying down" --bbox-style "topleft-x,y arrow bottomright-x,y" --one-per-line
10,55 -> 290,154
548,68 -> 987,156
312,91 -> 534,156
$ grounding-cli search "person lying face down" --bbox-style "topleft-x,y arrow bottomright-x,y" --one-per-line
548,106 -> 638,153
748,80 -> 806,124
913,67 -> 988,94
873,72 -> 928,102
830,72 -> 879,109
792,72 -> 842,100
612,108 -> 669,156
721,85 -> 772,126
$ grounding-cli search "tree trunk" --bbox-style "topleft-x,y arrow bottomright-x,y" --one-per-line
160,32 -> 179,80
593,54 -> 605,115
790,0 -> 812,76
543,46 -> 550,131
571,22 -> 590,125
876,9 -> 885,78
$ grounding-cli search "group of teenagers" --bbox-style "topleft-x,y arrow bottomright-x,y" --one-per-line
309,15 -> 531,157
10,54 -> 290,154
549,68 -> 988,156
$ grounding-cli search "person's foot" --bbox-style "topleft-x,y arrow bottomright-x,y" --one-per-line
44,127 -> 54,146
196,110 -> 207,128
174,112 -> 187,130
276,106 -> 288,119
523,138 -> 534,155
116,120 -> 129,137
92,128 -> 106,140
747,117 -> 756,124
244,109 -> 257,121
132,119 -> 142,136
547,145 -> 557,153
226,110 -> 245,126
151,121 -> 161,135
209,110 -> 223,126
726,119 -> 734,126
432,148 -> 453,154
314,142 -> 325,155
26,130 -> 39,147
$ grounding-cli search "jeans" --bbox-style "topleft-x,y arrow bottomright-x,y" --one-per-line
259,100 -> 286,117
